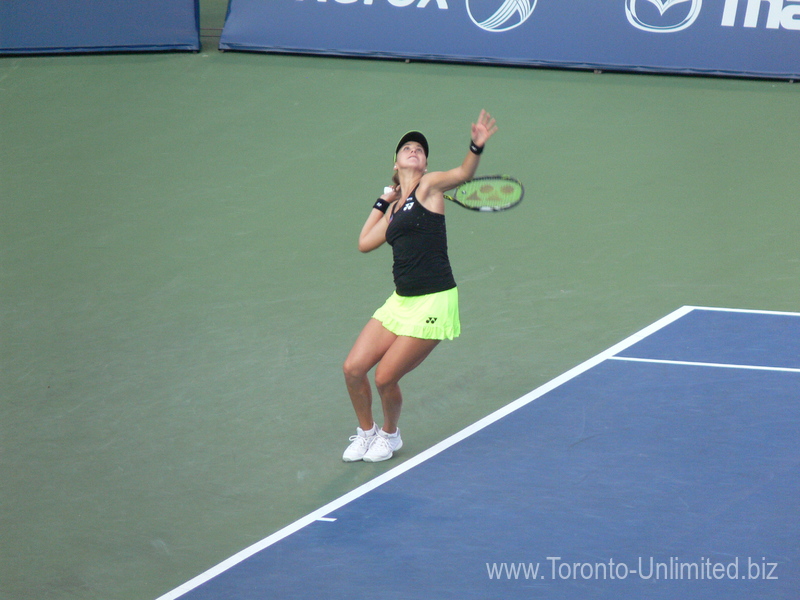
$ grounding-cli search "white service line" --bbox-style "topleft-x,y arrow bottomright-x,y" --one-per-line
156,304 -> 798,600
609,355 -> 800,374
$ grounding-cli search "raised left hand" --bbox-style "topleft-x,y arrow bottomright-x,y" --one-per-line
471,109 -> 498,148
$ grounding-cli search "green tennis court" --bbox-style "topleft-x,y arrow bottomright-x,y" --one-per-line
1,2 -> 798,598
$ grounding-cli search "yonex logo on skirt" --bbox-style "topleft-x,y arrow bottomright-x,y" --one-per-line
373,288 -> 460,340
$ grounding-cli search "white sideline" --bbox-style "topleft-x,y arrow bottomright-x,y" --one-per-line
155,304 -> 799,600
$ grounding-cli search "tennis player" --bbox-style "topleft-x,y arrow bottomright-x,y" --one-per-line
342,110 -> 498,462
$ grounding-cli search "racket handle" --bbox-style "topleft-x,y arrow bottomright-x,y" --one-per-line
383,186 -> 394,195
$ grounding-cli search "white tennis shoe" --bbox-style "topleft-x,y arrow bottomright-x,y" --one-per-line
362,429 -> 402,463
342,425 -> 378,462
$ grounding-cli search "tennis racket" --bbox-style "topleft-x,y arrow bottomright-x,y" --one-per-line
444,175 -> 524,212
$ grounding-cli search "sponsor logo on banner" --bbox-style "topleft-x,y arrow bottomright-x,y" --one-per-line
466,0 -> 538,32
298,0 -> 448,7
625,0 -> 702,32
299,0 -> 539,32
721,0 -> 800,29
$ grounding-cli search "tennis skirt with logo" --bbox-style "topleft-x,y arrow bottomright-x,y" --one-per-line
372,287 -> 460,341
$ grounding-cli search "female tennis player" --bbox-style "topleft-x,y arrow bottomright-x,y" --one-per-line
342,109 -> 498,462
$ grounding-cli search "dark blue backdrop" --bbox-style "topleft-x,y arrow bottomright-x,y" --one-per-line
0,0 -> 200,54
219,0 -> 799,79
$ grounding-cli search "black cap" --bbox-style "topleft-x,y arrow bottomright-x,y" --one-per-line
395,131 -> 428,158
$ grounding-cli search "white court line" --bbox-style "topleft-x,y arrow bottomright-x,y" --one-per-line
609,355 -> 800,374
611,305 -> 800,373
155,305 -> 695,600
683,305 -> 800,317
155,304 -> 797,600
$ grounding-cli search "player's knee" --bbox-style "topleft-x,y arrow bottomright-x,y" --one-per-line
374,368 -> 399,393
343,357 -> 367,382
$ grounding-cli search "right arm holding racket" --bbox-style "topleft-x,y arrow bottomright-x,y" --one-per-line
357,110 -> 518,252
414,109 -> 498,215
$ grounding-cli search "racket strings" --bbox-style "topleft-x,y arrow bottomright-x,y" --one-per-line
458,179 -> 521,209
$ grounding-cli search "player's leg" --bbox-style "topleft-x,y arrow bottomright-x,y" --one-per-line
342,318 -> 398,431
360,335 -> 439,462
374,335 -> 440,434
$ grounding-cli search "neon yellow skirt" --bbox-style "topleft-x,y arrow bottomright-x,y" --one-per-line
372,287 -> 460,340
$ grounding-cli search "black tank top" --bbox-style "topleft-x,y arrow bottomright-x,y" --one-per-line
385,189 -> 456,297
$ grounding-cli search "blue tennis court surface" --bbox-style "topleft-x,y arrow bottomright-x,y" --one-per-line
159,306 -> 799,600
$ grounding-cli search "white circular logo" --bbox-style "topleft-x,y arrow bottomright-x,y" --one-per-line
625,0 -> 702,33
466,0 -> 538,33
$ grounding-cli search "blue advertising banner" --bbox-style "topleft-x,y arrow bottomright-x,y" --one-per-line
219,0 -> 799,79
0,0 -> 200,54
